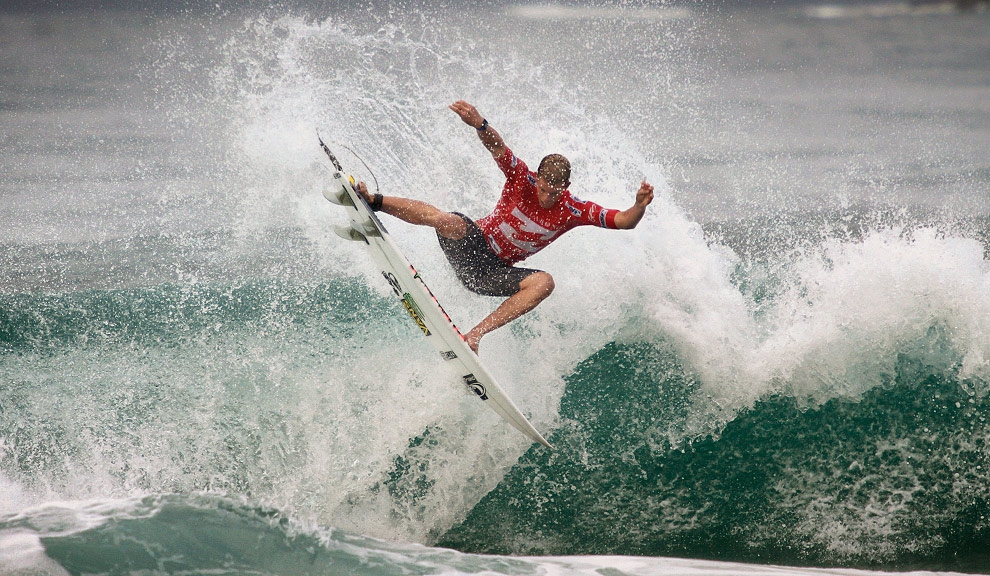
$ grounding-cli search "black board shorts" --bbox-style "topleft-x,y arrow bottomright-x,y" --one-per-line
437,213 -> 541,297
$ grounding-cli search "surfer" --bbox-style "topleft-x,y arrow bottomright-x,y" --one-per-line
358,100 -> 654,353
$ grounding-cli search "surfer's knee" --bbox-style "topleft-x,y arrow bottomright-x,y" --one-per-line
435,212 -> 467,240
521,271 -> 555,299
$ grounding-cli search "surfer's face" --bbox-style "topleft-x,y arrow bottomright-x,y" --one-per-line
535,173 -> 568,207
536,154 -> 570,207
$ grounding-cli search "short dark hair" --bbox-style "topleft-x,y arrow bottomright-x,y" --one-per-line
538,154 -> 571,188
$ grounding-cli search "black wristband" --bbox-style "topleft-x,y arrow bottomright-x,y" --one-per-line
370,193 -> 384,211
477,119 -> 488,131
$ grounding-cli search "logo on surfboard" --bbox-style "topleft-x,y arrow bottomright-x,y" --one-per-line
382,271 -> 431,336
463,374 -> 488,400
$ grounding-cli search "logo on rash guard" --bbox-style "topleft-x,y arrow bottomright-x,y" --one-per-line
497,207 -> 561,253
498,222 -> 541,253
511,207 -> 560,239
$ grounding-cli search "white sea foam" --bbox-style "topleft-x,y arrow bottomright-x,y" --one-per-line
629,222 -> 990,437
0,531 -> 71,576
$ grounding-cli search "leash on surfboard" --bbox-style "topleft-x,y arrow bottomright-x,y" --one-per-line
317,132 -> 343,172
317,131 -> 380,194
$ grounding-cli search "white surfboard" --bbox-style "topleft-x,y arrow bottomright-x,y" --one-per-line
320,139 -> 552,448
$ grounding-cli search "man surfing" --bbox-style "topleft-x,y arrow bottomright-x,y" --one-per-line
358,100 -> 654,354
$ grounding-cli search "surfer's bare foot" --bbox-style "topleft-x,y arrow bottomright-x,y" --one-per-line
355,181 -> 385,212
356,181 -> 371,201
464,329 -> 481,354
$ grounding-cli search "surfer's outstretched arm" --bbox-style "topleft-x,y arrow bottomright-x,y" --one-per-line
613,181 -> 655,229
449,100 -> 507,160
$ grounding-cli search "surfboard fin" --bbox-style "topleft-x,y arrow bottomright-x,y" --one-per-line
323,179 -> 355,207
333,224 -> 367,243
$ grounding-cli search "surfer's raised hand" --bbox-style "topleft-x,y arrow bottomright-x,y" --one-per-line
613,181 -> 655,230
451,100 -> 507,159
636,181 -> 655,208
449,100 -> 485,129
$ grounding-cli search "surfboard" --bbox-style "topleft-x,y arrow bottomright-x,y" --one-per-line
319,138 -> 552,449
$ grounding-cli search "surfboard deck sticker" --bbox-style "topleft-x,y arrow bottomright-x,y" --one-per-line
320,139 -> 552,449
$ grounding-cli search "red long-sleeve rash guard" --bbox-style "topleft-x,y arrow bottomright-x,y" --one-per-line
476,148 -> 619,265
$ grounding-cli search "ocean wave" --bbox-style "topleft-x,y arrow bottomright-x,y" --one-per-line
1,493 -> 982,575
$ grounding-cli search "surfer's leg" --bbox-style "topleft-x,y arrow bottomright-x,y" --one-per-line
383,197 -> 467,239
464,271 -> 555,353
357,183 -> 466,239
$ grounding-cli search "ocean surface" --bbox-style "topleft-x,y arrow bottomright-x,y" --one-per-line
1,0 -> 988,574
